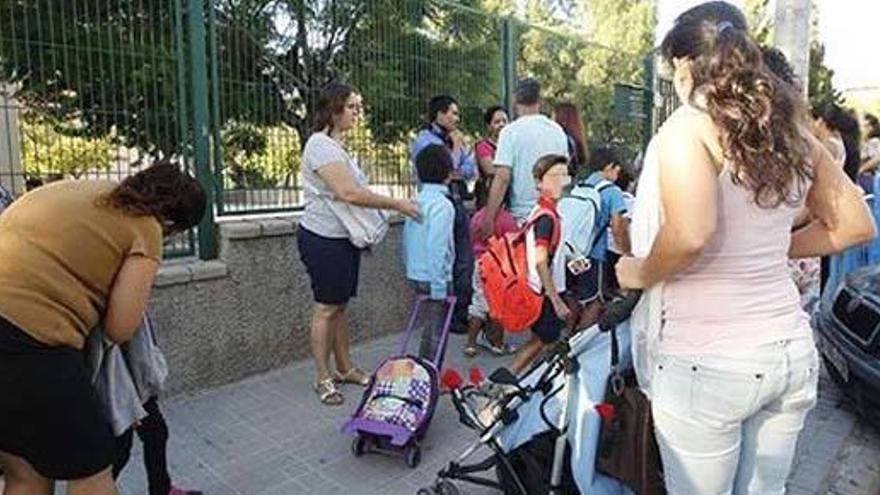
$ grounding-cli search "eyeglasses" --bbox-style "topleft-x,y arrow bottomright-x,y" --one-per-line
544,172 -> 571,178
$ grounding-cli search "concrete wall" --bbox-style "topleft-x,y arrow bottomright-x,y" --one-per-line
150,216 -> 413,396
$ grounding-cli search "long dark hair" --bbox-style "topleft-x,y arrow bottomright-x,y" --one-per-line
312,82 -> 357,134
814,103 -> 861,181
483,105 -> 506,126
661,1 -> 813,208
101,161 -> 206,234
553,102 -> 588,170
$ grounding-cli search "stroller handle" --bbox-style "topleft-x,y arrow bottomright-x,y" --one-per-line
597,289 -> 642,333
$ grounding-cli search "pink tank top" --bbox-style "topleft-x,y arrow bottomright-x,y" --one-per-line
660,169 -> 811,354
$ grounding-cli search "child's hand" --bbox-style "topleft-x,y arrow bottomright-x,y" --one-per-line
552,298 -> 572,321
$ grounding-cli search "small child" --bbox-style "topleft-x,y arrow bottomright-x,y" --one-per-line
403,144 -> 456,359
509,154 -> 572,374
464,190 -> 517,357
566,147 -> 629,331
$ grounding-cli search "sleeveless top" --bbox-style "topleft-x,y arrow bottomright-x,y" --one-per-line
660,168 -> 811,355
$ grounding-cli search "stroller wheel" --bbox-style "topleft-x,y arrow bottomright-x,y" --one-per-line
435,480 -> 460,495
404,444 -> 421,468
351,435 -> 368,457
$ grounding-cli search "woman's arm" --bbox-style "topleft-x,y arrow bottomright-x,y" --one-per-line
622,117 -> 719,289
104,256 -> 160,344
477,154 -> 495,178
790,135 -> 876,258
475,141 -> 496,177
317,162 -> 420,219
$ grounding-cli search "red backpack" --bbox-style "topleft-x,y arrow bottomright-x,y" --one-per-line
479,204 -> 560,333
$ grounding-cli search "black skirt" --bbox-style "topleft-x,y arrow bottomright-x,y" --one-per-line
0,315 -> 115,479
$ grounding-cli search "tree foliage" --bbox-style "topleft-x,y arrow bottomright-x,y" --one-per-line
741,0 -> 842,108
518,0 -> 656,160
20,113 -> 115,179
1,0 -> 659,186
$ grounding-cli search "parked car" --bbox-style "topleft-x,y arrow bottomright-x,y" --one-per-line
813,264 -> 880,424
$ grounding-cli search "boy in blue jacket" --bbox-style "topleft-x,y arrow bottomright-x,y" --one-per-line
404,144 -> 455,358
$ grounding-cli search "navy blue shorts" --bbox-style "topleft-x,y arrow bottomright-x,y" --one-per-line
565,259 -> 601,304
532,298 -> 564,344
297,227 -> 361,305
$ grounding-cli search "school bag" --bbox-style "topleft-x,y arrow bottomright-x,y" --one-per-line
557,177 -> 613,261
479,203 -> 560,333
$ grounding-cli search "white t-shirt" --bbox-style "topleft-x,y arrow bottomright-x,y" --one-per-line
300,133 -> 365,238
524,206 -> 567,294
494,114 -> 569,220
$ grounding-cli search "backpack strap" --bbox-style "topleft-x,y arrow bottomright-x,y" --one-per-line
583,179 -> 616,254
525,203 -> 561,252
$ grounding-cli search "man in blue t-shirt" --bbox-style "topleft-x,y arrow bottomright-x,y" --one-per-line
567,146 -> 631,330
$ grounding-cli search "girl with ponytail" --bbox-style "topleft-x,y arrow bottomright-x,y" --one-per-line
614,2 -> 875,494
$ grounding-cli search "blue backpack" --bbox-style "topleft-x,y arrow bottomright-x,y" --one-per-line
557,177 -> 613,261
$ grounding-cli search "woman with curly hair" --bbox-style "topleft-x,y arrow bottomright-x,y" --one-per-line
615,2 -> 875,493
0,163 -> 205,495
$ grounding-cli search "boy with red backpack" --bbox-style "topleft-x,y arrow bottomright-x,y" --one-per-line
506,154 -> 573,373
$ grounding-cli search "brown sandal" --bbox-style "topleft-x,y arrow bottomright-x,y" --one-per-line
334,367 -> 370,386
313,378 -> 344,406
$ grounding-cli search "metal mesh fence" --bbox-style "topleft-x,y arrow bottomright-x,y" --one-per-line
515,22 -> 649,168
0,0 -> 195,257
210,0 -> 506,214
0,0 -> 668,252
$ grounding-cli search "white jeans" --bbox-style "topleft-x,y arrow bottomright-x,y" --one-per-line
651,336 -> 819,495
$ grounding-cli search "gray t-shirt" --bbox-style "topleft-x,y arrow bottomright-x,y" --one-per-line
300,132 -> 364,238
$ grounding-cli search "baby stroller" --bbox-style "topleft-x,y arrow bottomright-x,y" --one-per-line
342,294 -> 456,468
418,291 -> 642,495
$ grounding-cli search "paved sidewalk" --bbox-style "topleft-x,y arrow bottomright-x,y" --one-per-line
4,331 -> 877,494
114,332 -> 878,495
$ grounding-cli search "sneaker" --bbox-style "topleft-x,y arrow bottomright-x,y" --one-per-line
476,332 -> 514,356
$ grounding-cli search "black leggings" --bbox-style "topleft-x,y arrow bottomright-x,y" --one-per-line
113,397 -> 172,495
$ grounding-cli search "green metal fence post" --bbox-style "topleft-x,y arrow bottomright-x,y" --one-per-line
206,2 -> 225,217
642,53 -> 655,149
187,0 -> 217,259
501,17 -> 518,114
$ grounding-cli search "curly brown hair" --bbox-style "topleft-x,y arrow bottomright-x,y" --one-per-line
661,2 -> 813,208
100,161 -> 207,234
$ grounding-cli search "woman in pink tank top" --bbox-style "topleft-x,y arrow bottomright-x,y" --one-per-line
614,3 -> 876,494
